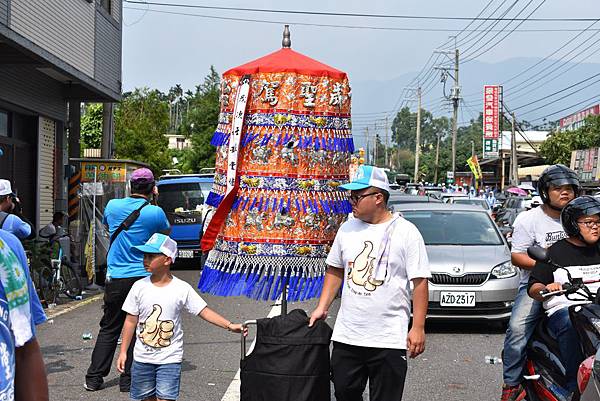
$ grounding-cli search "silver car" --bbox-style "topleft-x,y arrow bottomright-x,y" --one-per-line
397,203 -> 519,321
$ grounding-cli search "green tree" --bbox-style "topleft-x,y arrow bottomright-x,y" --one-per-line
178,66 -> 221,172
540,115 -> 600,164
80,103 -> 103,151
114,88 -> 171,175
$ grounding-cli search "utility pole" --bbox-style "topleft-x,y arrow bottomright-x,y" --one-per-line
365,127 -> 370,165
385,117 -> 389,168
511,112 -> 519,186
434,132 -> 440,183
434,44 -> 460,178
471,140 -> 475,189
451,49 -> 460,178
374,125 -> 378,166
413,87 -> 422,183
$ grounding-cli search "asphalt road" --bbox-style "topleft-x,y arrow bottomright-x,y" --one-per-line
38,269 -> 507,401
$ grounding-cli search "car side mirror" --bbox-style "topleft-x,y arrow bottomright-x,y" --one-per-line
527,246 -> 549,263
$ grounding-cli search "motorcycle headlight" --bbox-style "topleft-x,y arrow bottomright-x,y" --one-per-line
491,261 -> 517,279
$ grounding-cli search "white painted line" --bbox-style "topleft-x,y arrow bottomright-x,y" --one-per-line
220,299 -> 283,401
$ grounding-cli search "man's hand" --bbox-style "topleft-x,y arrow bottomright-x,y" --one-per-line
545,282 -> 563,292
308,307 -> 328,327
116,352 -> 127,373
407,326 -> 425,358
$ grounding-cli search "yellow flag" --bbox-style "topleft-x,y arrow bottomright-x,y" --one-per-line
467,156 -> 480,179
84,221 -> 94,280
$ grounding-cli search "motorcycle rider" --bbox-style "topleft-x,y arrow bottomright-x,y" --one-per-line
501,164 -> 580,401
528,196 -> 600,399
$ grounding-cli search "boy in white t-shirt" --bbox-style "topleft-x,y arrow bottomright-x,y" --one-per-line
116,233 -> 243,401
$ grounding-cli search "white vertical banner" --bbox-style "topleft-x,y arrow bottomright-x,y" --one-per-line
226,75 -> 251,193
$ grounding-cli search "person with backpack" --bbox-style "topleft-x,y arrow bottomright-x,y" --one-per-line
0,179 -> 32,240
85,168 -> 170,393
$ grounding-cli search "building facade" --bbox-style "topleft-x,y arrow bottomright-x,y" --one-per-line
0,0 -> 122,229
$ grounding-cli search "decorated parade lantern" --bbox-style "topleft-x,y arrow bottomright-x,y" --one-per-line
199,26 -> 353,304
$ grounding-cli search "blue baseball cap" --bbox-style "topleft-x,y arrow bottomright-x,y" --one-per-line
341,165 -> 391,193
133,233 -> 178,261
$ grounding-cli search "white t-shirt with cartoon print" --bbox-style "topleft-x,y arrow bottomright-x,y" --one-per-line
122,276 -> 207,364
326,214 -> 431,350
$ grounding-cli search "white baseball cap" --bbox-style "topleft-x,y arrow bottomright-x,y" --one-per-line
133,233 -> 178,262
0,180 -> 14,197
340,165 -> 391,193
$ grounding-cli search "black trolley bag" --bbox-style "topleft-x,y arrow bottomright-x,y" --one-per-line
240,309 -> 333,401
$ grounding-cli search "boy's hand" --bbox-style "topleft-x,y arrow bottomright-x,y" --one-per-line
116,353 -> 127,373
407,326 -> 426,358
227,323 -> 248,336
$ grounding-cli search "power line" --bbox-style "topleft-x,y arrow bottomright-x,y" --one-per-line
462,0 -> 547,62
527,93 -> 600,124
123,1 -> 600,22
512,72 -> 600,113
121,7 -> 600,32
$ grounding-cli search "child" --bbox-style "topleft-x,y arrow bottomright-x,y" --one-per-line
116,233 -> 243,401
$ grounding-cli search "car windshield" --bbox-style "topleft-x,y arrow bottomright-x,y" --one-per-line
453,198 -> 490,209
402,210 -> 503,245
157,182 -> 212,213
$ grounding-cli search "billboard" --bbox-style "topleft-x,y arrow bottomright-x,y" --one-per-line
483,85 -> 501,158
559,104 -> 600,131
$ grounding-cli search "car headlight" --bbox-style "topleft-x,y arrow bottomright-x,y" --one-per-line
491,261 -> 517,279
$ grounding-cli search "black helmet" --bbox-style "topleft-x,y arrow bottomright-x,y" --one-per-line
560,196 -> 600,239
537,164 -> 580,207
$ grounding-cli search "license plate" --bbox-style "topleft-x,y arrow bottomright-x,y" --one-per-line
440,291 -> 476,307
178,250 -> 194,258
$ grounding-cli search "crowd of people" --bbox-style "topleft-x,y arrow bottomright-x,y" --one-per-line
0,162 -> 598,401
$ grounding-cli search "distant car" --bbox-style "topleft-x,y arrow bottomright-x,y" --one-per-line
439,192 -> 468,203
156,174 -> 214,264
397,203 -> 519,321
388,194 -> 442,212
447,197 -> 492,215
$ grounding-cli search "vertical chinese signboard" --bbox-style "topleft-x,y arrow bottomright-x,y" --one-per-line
483,85 -> 502,158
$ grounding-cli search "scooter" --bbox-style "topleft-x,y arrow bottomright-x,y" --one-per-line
523,246 -> 600,401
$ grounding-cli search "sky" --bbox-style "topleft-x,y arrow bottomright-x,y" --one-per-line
121,0 -> 600,93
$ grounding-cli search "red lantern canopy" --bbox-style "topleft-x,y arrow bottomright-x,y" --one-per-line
199,27 -> 353,302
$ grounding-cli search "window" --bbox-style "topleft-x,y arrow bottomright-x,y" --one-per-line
0,111 -> 8,137
176,137 -> 186,150
100,0 -> 112,15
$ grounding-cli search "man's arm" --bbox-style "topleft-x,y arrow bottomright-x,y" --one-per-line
309,266 -> 344,327
512,252 -> 536,270
407,277 -> 428,358
14,338 -> 48,401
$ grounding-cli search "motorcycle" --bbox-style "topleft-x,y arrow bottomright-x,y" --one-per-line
523,246 -> 600,401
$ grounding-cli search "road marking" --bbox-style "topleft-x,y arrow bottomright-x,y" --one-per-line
220,300 -> 283,401
45,293 -> 103,319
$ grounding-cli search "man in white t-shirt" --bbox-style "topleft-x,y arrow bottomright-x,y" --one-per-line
309,165 -> 430,401
500,164 -> 580,401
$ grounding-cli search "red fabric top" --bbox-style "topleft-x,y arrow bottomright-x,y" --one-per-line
223,48 -> 347,79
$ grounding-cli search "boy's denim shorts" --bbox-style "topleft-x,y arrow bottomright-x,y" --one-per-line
130,360 -> 182,400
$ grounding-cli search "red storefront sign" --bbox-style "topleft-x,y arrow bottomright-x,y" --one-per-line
483,85 -> 501,139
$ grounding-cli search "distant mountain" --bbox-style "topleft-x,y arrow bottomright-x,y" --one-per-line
350,57 -> 600,147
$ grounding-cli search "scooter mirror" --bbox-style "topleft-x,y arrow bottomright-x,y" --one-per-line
527,246 -> 549,263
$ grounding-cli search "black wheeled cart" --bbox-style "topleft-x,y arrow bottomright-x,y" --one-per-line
240,309 -> 333,401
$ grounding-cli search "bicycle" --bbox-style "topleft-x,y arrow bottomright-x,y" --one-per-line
25,237 -> 82,305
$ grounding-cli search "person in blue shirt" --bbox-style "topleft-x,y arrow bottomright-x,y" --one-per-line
0,229 -> 48,401
85,168 -> 170,393
0,180 -> 32,240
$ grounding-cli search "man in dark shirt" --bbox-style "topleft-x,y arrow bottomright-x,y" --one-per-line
528,196 -> 600,396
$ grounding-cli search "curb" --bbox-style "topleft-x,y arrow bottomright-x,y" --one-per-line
45,293 -> 103,320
